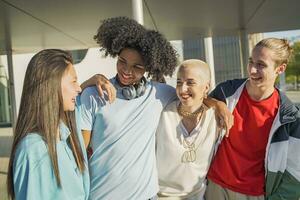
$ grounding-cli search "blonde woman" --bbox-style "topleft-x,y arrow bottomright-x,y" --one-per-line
156,59 -> 220,200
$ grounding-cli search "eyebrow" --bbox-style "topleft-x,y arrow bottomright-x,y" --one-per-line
177,78 -> 196,81
119,56 -> 144,67
248,58 -> 266,65
118,56 -> 126,61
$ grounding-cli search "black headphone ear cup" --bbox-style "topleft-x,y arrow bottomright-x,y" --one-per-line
122,85 -> 137,100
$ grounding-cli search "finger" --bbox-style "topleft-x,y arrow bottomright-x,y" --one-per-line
105,84 -> 113,103
106,82 -> 116,103
225,126 -> 230,137
111,85 -> 117,102
97,84 -> 104,98
229,114 -> 234,128
222,116 -> 230,137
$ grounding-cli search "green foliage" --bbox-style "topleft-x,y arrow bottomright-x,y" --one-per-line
286,42 -> 300,89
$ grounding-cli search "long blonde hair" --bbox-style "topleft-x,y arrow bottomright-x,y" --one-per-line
7,49 -> 85,199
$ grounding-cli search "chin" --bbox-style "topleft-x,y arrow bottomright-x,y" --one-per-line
119,79 -> 132,86
180,100 -> 192,107
64,105 -> 75,112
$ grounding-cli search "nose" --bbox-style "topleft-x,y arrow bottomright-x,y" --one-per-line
76,83 -> 82,94
122,63 -> 133,74
181,83 -> 188,92
249,63 -> 258,74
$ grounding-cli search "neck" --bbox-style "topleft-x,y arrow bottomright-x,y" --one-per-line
246,81 -> 275,101
178,103 -> 204,118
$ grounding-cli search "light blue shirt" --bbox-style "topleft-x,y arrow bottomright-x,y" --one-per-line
80,78 -> 176,200
13,108 -> 89,200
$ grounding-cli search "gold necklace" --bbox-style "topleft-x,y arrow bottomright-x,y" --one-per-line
179,104 -> 204,163
181,138 -> 198,163
177,103 -> 204,118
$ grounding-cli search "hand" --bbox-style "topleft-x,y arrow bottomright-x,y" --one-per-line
81,74 -> 116,103
214,101 -> 234,137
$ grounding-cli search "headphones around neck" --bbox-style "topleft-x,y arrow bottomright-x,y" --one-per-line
115,76 -> 147,100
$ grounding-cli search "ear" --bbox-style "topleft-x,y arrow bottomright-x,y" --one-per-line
276,63 -> 287,75
204,82 -> 210,98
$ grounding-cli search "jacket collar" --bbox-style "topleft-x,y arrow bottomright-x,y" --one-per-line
277,89 -> 299,124
236,80 -> 299,124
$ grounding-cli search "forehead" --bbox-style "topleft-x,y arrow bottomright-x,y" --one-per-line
251,47 -> 275,63
64,64 -> 76,77
177,66 -> 201,79
119,48 -> 143,62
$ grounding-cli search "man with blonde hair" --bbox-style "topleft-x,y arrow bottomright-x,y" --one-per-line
206,38 -> 300,200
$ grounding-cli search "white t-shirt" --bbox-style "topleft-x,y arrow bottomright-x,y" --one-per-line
156,100 -> 219,200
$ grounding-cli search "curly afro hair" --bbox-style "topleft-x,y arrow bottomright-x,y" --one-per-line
94,16 -> 178,79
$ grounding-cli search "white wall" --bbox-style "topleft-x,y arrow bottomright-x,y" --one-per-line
1,48 -> 117,114
2,41 -> 183,115
75,48 -> 117,84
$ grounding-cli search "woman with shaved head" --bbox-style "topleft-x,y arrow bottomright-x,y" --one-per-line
156,59 -> 221,200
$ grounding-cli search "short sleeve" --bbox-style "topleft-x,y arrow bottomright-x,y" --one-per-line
80,87 -> 101,131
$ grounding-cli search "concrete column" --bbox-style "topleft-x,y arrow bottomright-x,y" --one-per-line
132,0 -> 144,25
204,37 -> 216,89
239,30 -> 249,78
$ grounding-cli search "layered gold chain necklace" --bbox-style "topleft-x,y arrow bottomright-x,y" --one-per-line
177,103 -> 204,163
177,103 -> 204,118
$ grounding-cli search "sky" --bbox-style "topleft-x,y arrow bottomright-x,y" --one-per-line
264,29 -> 300,43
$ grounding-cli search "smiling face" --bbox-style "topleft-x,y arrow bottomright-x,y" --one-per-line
61,64 -> 82,111
116,48 -> 146,86
247,46 -> 285,91
176,61 -> 210,112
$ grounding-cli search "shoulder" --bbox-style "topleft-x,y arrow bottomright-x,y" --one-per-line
210,78 -> 247,101
215,78 -> 246,92
81,86 -> 99,98
14,133 -> 49,168
164,99 -> 178,111
203,106 -> 217,122
80,86 -> 107,107
151,81 -> 176,98
152,81 -> 175,90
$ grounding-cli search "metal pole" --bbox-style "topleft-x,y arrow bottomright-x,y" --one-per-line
132,0 -> 144,25
204,37 -> 216,89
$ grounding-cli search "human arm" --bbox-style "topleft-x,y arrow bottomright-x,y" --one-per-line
266,121 -> 300,200
80,74 -> 116,103
80,87 -> 98,153
82,130 -> 91,149
266,170 -> 300,200
203,97 -> 233,137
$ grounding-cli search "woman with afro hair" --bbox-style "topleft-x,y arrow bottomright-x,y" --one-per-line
80,16 -> 232,200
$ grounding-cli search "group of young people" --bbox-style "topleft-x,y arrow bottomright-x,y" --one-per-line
6,16 -> 300,200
